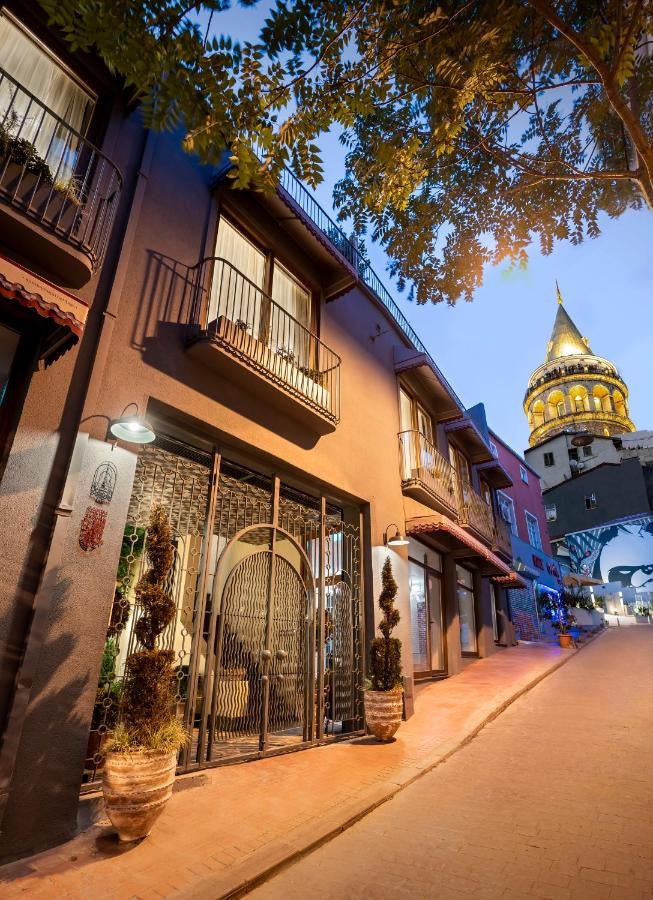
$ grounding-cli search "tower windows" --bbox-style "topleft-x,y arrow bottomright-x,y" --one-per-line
556,400 -> 566,417
543,452 -> 555,467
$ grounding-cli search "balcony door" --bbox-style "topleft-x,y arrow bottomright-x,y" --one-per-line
211,216 -> 312,368
408,539 -> 446,678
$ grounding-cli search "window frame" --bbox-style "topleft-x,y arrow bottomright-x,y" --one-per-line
584,494 -> 598,510
524,510 -> 543,550
456,564 -> 478,656
519,464 -> 529,484
496,489 -> 518,536
212,210 -> 319,341
543,452 -> 555,467
544,503 -> 557,522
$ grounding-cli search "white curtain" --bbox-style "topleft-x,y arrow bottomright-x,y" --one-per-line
271,264 -> 311,366
0,16 -> 94,180
210,217 -> 265,330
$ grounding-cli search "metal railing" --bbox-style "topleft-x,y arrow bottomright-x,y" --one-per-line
188,256 -> 341,422
0,67 -> 122,271
398,430 -> 458,512
275,166 -> 467,412
493,515 -> 513,556
459,486 -> 496,544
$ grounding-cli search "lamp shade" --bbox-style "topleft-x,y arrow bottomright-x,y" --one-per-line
386,528 -> 409,546
109,416 -> 156,444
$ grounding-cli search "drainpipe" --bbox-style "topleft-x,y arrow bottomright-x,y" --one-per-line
0,122 -> 154,836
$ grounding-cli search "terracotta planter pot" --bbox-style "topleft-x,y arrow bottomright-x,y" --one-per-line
103,749 -> 177,842
558,633 -> 573,649
364,690 -> 403,741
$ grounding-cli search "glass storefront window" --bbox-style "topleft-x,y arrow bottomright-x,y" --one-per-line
490,583 -> 499,642
456,564 -> 477,653
409,543 -> 445,675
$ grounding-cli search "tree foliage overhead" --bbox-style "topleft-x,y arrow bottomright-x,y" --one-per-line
40,0 -> 653,304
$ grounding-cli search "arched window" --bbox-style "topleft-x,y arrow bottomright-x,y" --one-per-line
557,400 -> 566,417
592,384 -> 612,413
547,390 -> 566,420
613,390 -> 627,417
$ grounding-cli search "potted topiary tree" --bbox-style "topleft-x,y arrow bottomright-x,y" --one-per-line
364,556 -> 403,741
539,589 -> 576,648
102,506 -> 187,842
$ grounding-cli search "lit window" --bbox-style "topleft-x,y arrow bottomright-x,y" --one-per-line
0,14 -> 95,179
543,452 -> 555,467
556,400 -> 566,416
585,494 -> 597,510
519,465 -> 528,484
574,396 -> 584,412
544,504 -> 557,522
525,511 -> 542,550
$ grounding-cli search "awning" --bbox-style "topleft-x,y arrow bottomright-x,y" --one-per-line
492,572 -> 528,589
0,256 -> 88,339
563,573 -> 602,587
406,514 -> 516,577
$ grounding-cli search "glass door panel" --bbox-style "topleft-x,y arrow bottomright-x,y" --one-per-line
427,571 -> 445,671
457,565 -> 477,654
416,404 -> 434,444
271,263 -> 311,368
409,560 -> 428,672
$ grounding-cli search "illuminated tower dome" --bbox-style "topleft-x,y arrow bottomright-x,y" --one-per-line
524,285 -> 635,448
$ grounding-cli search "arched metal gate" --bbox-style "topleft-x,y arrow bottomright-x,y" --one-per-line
84,437 -> 364,785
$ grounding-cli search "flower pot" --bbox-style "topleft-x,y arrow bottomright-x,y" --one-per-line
103,749 -> 177,842
364,689 -> 403,741
557,633 -> 573,649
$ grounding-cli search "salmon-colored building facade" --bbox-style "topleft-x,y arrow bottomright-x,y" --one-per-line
0,4 -> 524,861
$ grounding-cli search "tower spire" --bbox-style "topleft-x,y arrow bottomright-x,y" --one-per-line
556,280 -> 563,304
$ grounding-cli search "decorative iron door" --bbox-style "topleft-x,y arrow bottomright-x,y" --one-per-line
207,531 -> 313,760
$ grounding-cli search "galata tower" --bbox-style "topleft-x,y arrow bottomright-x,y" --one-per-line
524,285 -> 635,448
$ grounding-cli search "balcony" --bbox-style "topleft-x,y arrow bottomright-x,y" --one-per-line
185,257 -> 340,432
0,68 -> 122,287
492,515 -> 513,559
399,430 -> 459,516
459,487 -> 496,546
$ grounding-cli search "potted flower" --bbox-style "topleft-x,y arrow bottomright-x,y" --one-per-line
364,556 -> 403,741
102,506 -> 187,842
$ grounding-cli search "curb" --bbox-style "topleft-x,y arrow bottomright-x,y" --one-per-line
187,631 -> 605,899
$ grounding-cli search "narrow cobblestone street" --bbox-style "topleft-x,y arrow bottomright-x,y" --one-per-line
252,627 -> 653,900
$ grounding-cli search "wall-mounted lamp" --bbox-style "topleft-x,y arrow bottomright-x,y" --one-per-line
108,403 -> 156,445
384,523 -> 409,547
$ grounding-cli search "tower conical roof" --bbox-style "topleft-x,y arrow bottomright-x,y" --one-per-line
545,297 -> 591,362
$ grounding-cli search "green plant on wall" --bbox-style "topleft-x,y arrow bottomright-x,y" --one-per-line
369,556 -> 402,692
109,506 -> 186,752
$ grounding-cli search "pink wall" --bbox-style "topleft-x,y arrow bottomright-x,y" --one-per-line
491,432 -> 553,554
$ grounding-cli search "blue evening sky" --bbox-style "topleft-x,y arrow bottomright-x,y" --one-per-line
208,4 -> 653,455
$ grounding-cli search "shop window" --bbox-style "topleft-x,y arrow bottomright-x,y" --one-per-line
525,511 -> 542,550
456,564 -> 477,654
585,494 -> 598,510
543,452 -> 555,467
489,583 -> 499,643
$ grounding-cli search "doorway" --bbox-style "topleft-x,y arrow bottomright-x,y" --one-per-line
408,538 -> 446,679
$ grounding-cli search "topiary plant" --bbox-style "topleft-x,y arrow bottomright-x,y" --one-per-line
369,556 -> 402,692
111,506 -> 186,752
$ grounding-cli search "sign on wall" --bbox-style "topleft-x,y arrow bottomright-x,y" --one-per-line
566,514 -> 653,590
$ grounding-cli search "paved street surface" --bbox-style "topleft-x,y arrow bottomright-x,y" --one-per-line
0,640 -> 571,899
252,627 -> 653,900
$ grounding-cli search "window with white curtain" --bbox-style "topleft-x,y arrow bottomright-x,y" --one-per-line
0,15 -> 95,180
271,263 -> 311,366
210,216 -> 314,366
210,217 -> 265,330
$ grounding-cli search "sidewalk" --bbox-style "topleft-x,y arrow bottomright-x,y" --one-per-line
0,639 -> 591,899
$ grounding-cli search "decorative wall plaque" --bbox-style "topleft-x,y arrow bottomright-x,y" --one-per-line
90,461 -> 118,505
79,506 -> 108,552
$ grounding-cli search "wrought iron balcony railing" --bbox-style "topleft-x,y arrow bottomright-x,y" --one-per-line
187,257 -> 341,423
493,515 -> 513,557
399,430 -> 458,513
459,486 -> 496,545
0,67 -> 122,274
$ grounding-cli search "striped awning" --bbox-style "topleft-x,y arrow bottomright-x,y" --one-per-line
406,514 -> 520,580
0,257 -> 87,339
